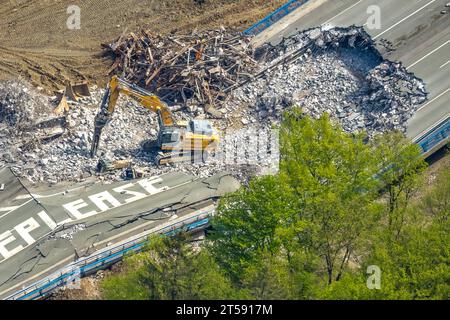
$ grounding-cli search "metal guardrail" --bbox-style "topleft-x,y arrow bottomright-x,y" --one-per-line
414,116 -> 450,155
4,208 -> 214,300
244,0 -> 310,36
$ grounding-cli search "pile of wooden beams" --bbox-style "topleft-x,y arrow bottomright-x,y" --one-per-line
104,28 -> 258,115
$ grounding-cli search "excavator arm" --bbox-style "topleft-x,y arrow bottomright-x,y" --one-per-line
90,76 -> 175,157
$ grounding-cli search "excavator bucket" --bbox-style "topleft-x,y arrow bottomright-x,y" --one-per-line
65,81 -> 91,102
53,95 -> 70,116
53,81 -> 91,115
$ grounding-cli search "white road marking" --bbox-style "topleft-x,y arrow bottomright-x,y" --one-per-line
0,206 -> 19,213
0,199 -> 33,220
417,87 -> 450,111
439,60 -> 450,69
14,194 -> 32,200
30,185 -> 89,199
373,0 -> 437,40
407,40 -> 450,69
37,211 -> 57,230
321,0 -> 365,26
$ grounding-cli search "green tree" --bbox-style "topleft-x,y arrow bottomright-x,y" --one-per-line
419,167 -> 450,224
240,248 -> 319,299
101,234 -> 238,300
211,109 -> 384,288
209,174 -> 297,280
279,110 -> 383,285
371,131 -> 427,237
321,165 -> 450,300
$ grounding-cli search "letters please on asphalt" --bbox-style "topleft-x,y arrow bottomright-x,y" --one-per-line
0,176 -> 166,262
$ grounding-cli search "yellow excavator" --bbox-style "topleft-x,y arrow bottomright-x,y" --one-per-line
90,76 -> 219,165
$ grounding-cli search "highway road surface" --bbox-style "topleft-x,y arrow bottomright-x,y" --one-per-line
258,0 -> 450,140
0,167 -> 239,299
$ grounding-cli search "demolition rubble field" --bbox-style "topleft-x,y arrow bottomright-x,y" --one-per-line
0,26 -> 427,185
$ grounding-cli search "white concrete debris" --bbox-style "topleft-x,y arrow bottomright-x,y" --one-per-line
49,224 -> 87,240
0,80 -> 266,185
229,26 -> 427,137
0,80 -> 51,130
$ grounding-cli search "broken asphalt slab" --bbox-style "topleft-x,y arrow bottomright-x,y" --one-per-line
0,167 -> 240,299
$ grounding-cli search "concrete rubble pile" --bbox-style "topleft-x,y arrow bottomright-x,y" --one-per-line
0,82 -> 156,184
230,26 -> 427,136
0,82 -> 252,184
0,80 -> 51,132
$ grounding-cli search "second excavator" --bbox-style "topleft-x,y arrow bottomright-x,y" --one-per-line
90,76 -> 219,165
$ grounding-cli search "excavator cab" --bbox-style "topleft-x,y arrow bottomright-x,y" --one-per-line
188,120 -> 214,136
155,120 -> 218,165
158,126 -> 182,147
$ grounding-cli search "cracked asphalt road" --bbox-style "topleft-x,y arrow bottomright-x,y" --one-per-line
0,167 -> 240,299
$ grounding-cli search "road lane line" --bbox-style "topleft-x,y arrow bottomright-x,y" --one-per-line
29,184 -> 93,199
417,87 -> 450,111
321,0 -> 365,26
0,199 -> 33,220
0,207 -> 20,219
373,0 -> 437,40
0,206 -> 19,212
440,60 -> 450,69
407,40 -> 450,69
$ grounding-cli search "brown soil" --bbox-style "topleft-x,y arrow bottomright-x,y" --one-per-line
0,0 -> 288,94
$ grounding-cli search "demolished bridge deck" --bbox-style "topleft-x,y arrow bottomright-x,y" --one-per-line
0,167 -> 239,299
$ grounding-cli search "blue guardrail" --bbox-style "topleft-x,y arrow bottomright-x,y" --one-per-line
416,117 -> 450,154
8,216 -> 211,300
244,0 -> 310,36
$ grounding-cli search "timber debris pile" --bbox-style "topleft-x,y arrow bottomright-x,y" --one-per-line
105,28 -> 258,116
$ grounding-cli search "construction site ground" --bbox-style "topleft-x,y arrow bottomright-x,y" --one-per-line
0,0 -> 288,94
1,0 -> 447,300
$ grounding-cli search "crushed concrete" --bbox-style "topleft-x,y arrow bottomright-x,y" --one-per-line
49,224 -> 87,240
0,82 -> 275,185
229,26 -> 427,137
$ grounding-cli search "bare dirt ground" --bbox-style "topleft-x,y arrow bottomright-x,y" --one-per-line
0,0 -> 288,94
